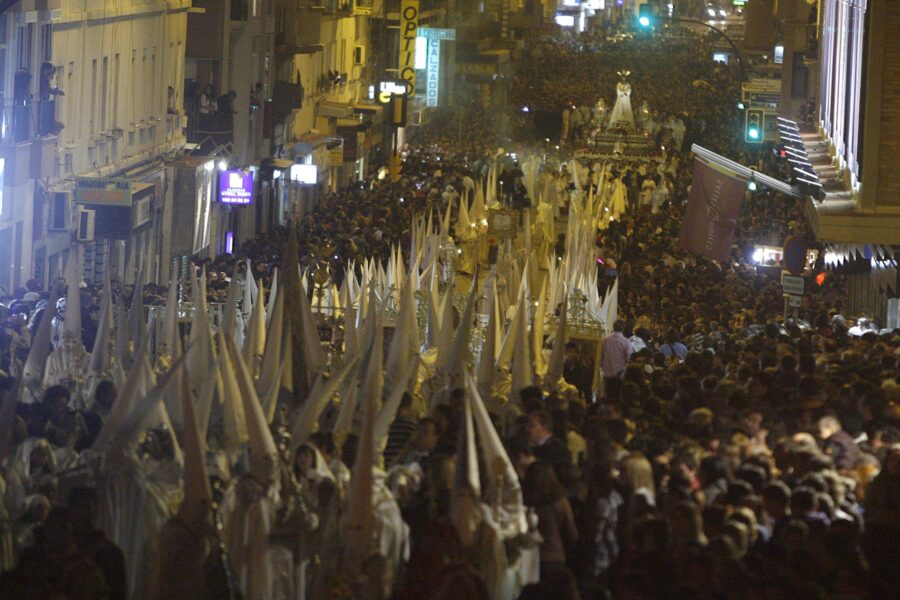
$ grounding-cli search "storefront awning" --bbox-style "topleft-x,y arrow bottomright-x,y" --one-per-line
318,101 -> 354,119
352,102 -> 381,114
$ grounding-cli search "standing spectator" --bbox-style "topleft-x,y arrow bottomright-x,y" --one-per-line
601,319 -> 632,380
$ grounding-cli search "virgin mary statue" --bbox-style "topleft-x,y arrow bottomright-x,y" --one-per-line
607,74 -> 635,132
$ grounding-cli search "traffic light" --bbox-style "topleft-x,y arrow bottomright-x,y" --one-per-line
389,93 -> 407,127
638,3 -> 652,28
744,108 -> 763,143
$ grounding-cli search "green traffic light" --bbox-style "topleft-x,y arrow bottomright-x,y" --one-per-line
748,128 -> 760,140
639,16 -> 651,27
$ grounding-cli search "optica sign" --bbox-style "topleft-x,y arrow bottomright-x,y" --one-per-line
399,0 -> 419,97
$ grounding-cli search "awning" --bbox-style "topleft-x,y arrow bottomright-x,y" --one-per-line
132,182 -> 155,198
353,102 -> 381,114
260,158 -> 294,170
318,101 -> 353,119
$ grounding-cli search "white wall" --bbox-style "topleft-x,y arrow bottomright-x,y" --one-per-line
51,0 -> 189,179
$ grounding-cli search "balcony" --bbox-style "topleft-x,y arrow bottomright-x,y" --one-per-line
184,95 -> 233,152
0,98 -> 61,144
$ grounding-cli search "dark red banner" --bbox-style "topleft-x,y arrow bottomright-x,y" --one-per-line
679,156 -> 747,262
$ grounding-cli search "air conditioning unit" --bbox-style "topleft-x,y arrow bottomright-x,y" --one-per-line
77,208 -> 96,242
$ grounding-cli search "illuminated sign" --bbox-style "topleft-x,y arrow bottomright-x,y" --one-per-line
289,164 -> 318,184
415,36 -> 427,70
426,38 -> 440,107
376,80 -> 406,104
774,45 -> 784,65
555,14 -> 575,27
456,62 -> 496,76
399,0 -> 419,96
218,170 -> 254,204
417,27 -> 456,40
75,177 -> 132,206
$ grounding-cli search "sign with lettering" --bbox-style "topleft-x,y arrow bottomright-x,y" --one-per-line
782,273 -> 805,296
398,0 -> 419,97
456,62 -> 496,76
418,27 -> 456,40
426,38 -> 440,107
75,177 -> 132,206
218,170 -> 254,205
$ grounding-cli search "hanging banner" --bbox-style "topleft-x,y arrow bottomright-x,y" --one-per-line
426,38 -> 440,107
399,0 -> 419,97
679,156 -> 747,262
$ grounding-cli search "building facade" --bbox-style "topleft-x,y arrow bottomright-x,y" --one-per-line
0,0 -> 191,290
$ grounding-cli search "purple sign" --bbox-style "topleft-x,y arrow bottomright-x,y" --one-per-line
219,170 -> 254,204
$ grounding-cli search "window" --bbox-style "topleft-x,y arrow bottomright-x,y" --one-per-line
16,24 -> 33,70
65,62 -> 74,144
49,192 -> 68,230
41,23 -> 51,62
354,45 -> 364,65
100,57 -> 108,132
90,59 -> 97,137
151,51 -> 157,118
112,54 -> 120,128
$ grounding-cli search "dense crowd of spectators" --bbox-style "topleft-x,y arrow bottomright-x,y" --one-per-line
1,14 -> 898,600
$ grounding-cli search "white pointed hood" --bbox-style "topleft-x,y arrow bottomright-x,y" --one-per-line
22,283 -> 62,392
62,247 -> 83,344
532,276 -> 548,378
383,277 -> 418,392
446,271 -> 479,390
545,294 -> 568,387
290,355 -> 360,446
449,384 -> 481,547
127,266 -> 145,353
599,277 -> 619,333
434,280 -> 456,373
477,278 -> 501,393
221,267 -> 241,338
242,258 -> 258,322
177,358 -> 212,526
242,278 -> 266,371
466,371 -> 527,532
216,333 -> 248,450
508,274 -> 533,403
265,267 -> 278,324
83,268 -> 116,404
227,337 -> 278,483
157,271 -> 181,364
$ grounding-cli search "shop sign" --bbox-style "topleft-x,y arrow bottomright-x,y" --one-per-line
418,27 -> 456,40
398,0 -> 419,96
75,177 -> 132,206
218,170 -> 254,205
457,62 -> 496,76
426,38 -> 440,107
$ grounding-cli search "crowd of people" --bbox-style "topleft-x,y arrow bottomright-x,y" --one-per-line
0,14 -> 898,600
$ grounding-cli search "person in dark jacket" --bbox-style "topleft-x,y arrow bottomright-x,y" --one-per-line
527,409 -> 574,487
817,415 -> 860,471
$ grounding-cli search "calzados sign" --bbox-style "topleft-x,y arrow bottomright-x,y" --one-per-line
398,0 -> 419,97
